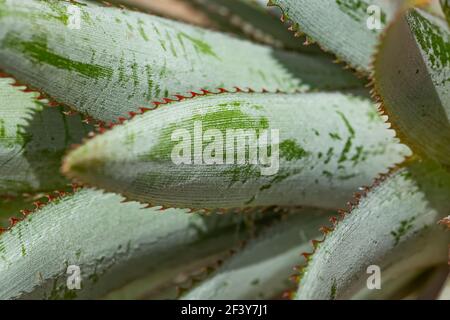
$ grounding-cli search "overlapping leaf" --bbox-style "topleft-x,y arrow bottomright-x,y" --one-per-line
295,160 -> 450,300
373,8 -> 450,169
0,188 -> 282,299
0,0 -> 362,123
268,0 -> 406,73
187,0 -> 323,52
182,208 -> 333,299
0,76 -> 92,195
63,92 -> 410,209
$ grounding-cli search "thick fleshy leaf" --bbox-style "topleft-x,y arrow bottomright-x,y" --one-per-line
63,92 -> 410,209
0,0 -> 362,123
268,0 -> 404,73
182,208 -> 333,299
187,0 -> 323,52
0,188 -> 280,299
0,76 -> 92,195
295,160 -> 450,300
373,8 -> 450,168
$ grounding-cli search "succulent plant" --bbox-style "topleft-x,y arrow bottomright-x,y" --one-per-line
0,0 -> 448,300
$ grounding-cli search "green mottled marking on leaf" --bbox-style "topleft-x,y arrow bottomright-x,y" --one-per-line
324,147 -> 334,164
409,9 -> 450,71
0,241 -> 5,255
3,34 -> 113,80
391,217 -> 415,246
329,132 -> 341,140
351,145 -> 364,165
330,279 -> 337,299
118,55 -> 127,84
0,119 -> 5,138
126,21 -> 133,31
251,104 -> 263,110
41,0 -> 70,25
177,32 -> 219,59
137,19 -> 149,41
0,0 -> 69,25
145,65 -> 153,100
224,164 -> 260,186
338,138 -> 353,163
259,170 -> 297,193
80,7 -> 93,25
145,102 -> 269,162
336,110 -> 355,136
336,111 -> 355,163
64,92 -> 410,209
322,170 -> 333,179
127,60 -> 140,99
279,139 -> 310,161
337,173 -> 357,180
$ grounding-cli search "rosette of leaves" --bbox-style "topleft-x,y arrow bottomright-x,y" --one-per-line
0,0 -> 448,300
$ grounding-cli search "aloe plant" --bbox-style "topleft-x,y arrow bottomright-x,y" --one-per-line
181,208 -> 334,299
0,0 -> 448,301
373,7 -> 450,168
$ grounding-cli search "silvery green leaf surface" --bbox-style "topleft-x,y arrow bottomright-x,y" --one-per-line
63,92 -> 410,209
0,0 -> 362,123
0,188 -> 280,299
296,160 -> 450,300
